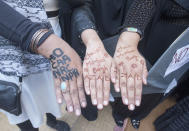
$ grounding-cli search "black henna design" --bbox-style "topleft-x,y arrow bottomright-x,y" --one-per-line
50,48 -> 80,82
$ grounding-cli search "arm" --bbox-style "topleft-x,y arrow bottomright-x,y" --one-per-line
72,0 -> 97,38
112,0 -> 155,111
123,0 -> 155,38
72,0 -> 113,110
0,1 -> 87,116
0,1 -> 52,52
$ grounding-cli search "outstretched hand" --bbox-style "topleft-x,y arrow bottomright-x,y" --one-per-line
81,29 -> 113,110
37,34 -> 87,116
111,32 -> 148,111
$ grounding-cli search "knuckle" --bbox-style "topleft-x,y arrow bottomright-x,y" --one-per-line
70,88 -> 78,96
78,86 -> 84,91
121,90 -> 127,95
127,82 -> 134,89
97,95 -> 103,99
120,82 -> 126,87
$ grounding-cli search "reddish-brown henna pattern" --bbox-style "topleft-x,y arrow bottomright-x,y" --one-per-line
84,68 -> 88,72
104,53 -> 109,58
104,76 -> 110,81
135,74 -> 142,80
118,62 -> 124,67
127,73 -> 134,79
120,72 -> 127,78
96,75 -> 104,80
131,63 -> 137,69
140,59 -> 144,65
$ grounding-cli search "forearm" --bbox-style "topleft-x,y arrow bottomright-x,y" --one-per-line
72,0 -> 97,39
0,1 -> 51,52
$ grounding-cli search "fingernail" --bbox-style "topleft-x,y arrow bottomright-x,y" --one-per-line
58,99 -> 62,103
75,109 -> 81,116
116,88 -> 120,92
97,104 -> 103,110
124,99 -> 128,105
68,106 -> 73,112
144,78 -> 147,85
81,102 -> 87,107
103,101 -> 108,106
136,100 -> 140,106
93,99 -> 97,105
86,91 -> 90,95
129,104 -> 135,111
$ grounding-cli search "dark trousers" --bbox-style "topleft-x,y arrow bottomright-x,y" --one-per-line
17,113 -> 56,131
112,94 -> 163,126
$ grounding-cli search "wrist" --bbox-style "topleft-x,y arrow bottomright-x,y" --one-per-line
37,34 -> 68,58
119,32 -> 140,47
81,29 -> 103,47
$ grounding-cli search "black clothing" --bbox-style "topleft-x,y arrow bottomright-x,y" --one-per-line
59,0 -> 84,42
81,95 -> 98,121
154,96 -> 189,131
0,1 -> 52,52
17,120 -> 38,131
47,113 -> 70,131
72,0 -> 155,39
139,0 -> 189,64
72,0 -> 188,39
71,0 -> 189,61
69,0 -> 189,127
17,113 -> 70,131
112,94 -> 163,127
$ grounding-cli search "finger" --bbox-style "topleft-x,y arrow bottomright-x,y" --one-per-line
120,66 -> 128,105
127,73 -> 135,111
114,69 -> 120,92
90,76 -> 97,106
69,78 -> 81,116
134,74 -> 143,106
103,74 -> 110,106
62,81 -> 74,113
83,67 -> 90,95
77,71 -> 87,108
142,61 -> 148,85
54,78 -> 63,103
96,76 -> 103,109
111,60 -> 117,83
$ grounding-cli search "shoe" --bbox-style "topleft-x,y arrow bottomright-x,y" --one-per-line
131,119 -> 140,129
114,119 -> 128,131
81,105 -> 98,121
47,120 -> 70,131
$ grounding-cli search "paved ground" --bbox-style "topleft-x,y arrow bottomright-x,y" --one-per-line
0,98 -> 175,131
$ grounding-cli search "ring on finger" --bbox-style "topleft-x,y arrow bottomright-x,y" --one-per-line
61,82 -> 68,93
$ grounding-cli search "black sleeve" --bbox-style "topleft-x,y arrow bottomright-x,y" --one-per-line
123,0 -> 156,35
0,1 -> 53,52
72,0 -> 97,37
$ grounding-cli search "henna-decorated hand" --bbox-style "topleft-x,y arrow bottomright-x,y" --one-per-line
82,29 -> 113,110
83,43 -> 113,110
111,32 -> 148,111
37,34 -> 87,116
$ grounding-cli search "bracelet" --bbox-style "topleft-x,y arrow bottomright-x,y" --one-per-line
121,27 -> 143,39
30,29 -> 49,53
